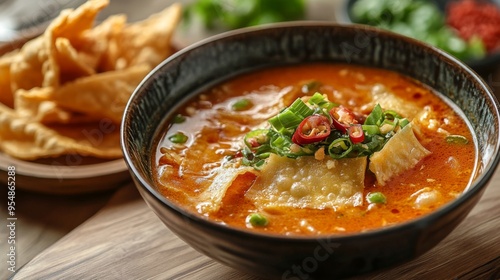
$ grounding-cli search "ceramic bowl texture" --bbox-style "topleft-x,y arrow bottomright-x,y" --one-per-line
121,22 -> 500,279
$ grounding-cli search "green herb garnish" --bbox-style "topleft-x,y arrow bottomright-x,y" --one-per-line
240,92 -> 410,168
184,0 -> 306,30
446,135 -> 469,145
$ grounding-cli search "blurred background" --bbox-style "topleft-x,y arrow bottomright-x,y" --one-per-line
1,0 -> 498,74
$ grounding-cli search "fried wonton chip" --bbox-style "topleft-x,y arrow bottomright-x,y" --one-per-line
0,0 -> 182,160
10,36 -> 46,92
55,37 -> 96,82
100,3 -> 182,71
42,64 -> 151,124
14,88 -> 101,124
10,0 -> 108,92
0,103 -> 121,160
0,50 -> 18,107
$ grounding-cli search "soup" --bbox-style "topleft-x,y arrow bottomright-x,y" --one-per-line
154,64 -> 475,235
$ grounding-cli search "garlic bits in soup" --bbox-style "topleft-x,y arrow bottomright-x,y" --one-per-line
154,63 -> 476,236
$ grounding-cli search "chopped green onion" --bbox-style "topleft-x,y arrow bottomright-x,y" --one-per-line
232,98 -> 253,111
268,98 -> 313,133
244,129 -> 269,149
308,92 -> 337,111
383,110 -> 400,121
364,104 -> 384,126
328,138 -> 353,159
399,118 -> 410,128
367,192 -> 387,204
362,124 -> 380,135
172,114 -> 186,124
289,98 -> 314,119
168,132 -> 188,144
246,213 -> 268,227
446,135 -> 469,145
308,92 -> 326,105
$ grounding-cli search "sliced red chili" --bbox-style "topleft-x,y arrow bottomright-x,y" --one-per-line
292,115 -> 331,145
348,124 -> 365,144
329,106 -> 358,133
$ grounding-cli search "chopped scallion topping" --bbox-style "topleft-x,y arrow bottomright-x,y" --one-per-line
240,92 -> 409,168
446,135 -> 469,145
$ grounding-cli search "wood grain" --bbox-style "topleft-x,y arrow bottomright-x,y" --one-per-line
10,171 -> 500,279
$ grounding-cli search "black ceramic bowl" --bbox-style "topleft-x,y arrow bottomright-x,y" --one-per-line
121,22 -> 500,279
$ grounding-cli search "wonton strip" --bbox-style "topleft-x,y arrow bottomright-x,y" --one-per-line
197,166 -> 257,213
368,84 -> 421,119
369,124 -> 431,185
246,154 -> 367,210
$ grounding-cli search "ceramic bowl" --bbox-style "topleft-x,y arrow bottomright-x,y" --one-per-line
121,22 -> 500,279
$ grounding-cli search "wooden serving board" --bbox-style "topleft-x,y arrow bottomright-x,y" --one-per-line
12,175 -> 500,279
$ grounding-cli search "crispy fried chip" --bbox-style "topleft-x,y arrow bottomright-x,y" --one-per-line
0,50 -> 18,107
43,64 -> 151,124
55,37 -> 96,82
0,103 -> 121,160
0,0 -> 182,160
14,88 -> 101,124
10,36 -> 46,92
43,0 -> 109,88
101,3 -> 182,71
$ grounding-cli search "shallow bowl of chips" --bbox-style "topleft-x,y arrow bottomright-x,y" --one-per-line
121,22 -> 500,279
0,0 -> 182,194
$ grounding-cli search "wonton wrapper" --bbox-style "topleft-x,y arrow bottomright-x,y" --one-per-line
10,0 -> 108,93
14,88 -> 101,124
42,64 -> 151,124
0,50 -> 18,107
100,3 -> 182,71
198,166 -> 258,213
0,103 -> 121,160
0,0 -> 182,160
369,124 -> 431,186
246,154 -> 367,210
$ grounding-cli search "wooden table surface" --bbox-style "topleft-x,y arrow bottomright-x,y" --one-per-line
1,0 -> 500,279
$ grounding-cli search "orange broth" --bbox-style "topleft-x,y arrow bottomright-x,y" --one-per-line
154,64 -> 476,236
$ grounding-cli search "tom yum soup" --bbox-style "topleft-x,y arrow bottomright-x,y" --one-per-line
154,64 -> 476,235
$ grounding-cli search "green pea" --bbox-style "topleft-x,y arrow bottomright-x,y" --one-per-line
367,192 -> 387,204
172,114 -> 186,124
232,98 -> 253,111
247,213 -> 268,227
168,132 -> 188,144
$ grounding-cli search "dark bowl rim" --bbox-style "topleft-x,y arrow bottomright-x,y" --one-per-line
121,21 -> 500,242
